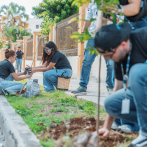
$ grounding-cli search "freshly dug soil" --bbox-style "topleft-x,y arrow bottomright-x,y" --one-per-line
39,116 -> 136,147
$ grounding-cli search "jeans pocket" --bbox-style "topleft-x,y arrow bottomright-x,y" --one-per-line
62,69 -> 72,78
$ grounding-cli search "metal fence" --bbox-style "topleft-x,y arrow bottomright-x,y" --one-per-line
14,45 -> 17,51
56,13 -> 79,56
25,38 -> 33,60
37,35 -> 49,60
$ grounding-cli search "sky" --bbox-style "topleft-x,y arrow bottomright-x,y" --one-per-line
0,0 -> 43,18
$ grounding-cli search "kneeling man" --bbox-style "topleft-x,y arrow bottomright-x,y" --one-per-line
94,22 -> 147,147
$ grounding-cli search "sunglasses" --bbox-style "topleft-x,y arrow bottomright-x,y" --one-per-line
98,48 -> 116,54
44,48 -> 52,53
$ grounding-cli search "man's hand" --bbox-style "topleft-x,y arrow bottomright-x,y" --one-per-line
99,127 -> 110,136
101,4 -> 119,14
92,127 -> 110,137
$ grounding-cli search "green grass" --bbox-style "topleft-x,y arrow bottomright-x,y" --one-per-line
5,84 -> 102,147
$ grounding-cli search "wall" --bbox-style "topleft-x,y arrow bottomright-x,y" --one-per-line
26,18 -> 43,33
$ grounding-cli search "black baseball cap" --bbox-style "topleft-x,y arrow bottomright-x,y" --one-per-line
94,22 -> 132,53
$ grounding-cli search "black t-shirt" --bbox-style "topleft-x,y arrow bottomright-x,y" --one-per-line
115,27 -> 147,81
16,50 -> 24,59
51,51 -> 72,69
0,59 -> 15,79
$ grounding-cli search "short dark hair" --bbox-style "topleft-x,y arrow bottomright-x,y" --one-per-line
120,35 -> 130,43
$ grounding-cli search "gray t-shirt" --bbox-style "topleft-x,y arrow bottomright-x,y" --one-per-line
0,59 -> 15,79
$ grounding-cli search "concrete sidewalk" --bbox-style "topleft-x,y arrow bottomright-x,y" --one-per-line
31,72 -> 108,106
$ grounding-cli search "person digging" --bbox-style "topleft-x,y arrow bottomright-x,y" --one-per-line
94,22 -> 147,147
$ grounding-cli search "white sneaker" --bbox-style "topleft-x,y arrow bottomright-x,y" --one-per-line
120,125 -> 132,133
111,123 -> 119,130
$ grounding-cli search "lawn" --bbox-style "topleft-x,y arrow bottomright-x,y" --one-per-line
5,84 -> 137,147
6,84 -> 103,147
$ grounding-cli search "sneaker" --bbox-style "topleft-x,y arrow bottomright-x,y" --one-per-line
71,87 -> 87,95
111,123 -> 119,130
1,89 -> 9,96
128,137 -> 147,147
120,125 -> 132,133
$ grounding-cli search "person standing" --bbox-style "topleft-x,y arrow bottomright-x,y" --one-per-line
72,0 -> 114,95
16,46 -> 24,73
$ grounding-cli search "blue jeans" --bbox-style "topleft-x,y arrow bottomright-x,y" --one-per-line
130,16 -> 147,30
105,59 -> 114,89
105,64 -> 147,135
16,58 -> 23,72
80,38 -> 114,89
114,16 -> 147,132
43,68 -> 72,91
0,74 -> 23,94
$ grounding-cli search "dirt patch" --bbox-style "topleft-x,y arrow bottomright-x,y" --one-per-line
38,116 -> 138,147
38,116 -> 131,147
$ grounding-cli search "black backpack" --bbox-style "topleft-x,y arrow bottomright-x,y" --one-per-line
119,0 -> 147,22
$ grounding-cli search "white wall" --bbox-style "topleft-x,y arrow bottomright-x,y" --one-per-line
26,18 -> 43,33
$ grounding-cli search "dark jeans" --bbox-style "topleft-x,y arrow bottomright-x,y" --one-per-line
105,64 -> 147,135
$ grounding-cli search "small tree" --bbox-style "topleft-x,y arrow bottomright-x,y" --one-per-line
32,0 -> 78,35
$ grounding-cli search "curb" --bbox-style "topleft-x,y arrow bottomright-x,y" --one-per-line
0,95 -> 42,147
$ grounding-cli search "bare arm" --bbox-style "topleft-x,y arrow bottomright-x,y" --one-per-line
122,0 -> 141,16
17,71 -> 25,76
99,79 -> 123,136
82,21 -> 91,33
33,62 -> 56,73
11,72 -> 31,81
28,61 -> 47,70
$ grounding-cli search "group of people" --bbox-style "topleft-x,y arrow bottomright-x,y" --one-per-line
72,0 -> 147,147
0,41 -> 72,96
0,0 -> 147,146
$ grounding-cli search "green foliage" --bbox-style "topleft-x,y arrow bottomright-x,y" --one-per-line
0,41 -> 3,49
0,2 -> 29,27
2,25 -> 33,44
71,0 -> 120,54
32,0 -> 78,35
6,88 -> 102,146
85,44 -> 99,56
40,16 -> 55,35
71,28 -> 91,42
50,106 -> 69,113
13,105 -> 33,117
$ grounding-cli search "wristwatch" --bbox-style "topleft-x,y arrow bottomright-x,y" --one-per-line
118,5 -> 124,14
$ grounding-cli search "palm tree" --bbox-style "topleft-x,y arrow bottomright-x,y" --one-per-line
0,2 -> 29,28
2,26 -> 16,43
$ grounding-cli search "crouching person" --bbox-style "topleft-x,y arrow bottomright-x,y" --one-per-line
31,41 -> 72,92
94,22 -> 147,147
0,49 -> 32,96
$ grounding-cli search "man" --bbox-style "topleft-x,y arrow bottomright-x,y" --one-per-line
16,46 -> 24,73
94,22 -> 147,147
95,0 -> 147,134
72,0 -> 114,95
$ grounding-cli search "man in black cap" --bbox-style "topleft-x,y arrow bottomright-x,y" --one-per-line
94,22 -> 147,147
